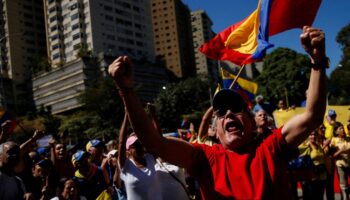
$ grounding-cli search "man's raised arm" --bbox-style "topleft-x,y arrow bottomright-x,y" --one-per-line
108,56 -> 194,169
283,26 -> 328,148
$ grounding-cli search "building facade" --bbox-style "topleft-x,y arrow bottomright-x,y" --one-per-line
191,10 -> 218,81
0,0 -> 46,114
44,0 -> 155,66
151,0 -> 195,78
33,0 -> 164,114
32,55 -> 167,114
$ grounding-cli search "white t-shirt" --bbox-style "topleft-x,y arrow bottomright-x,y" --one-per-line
51,196 -> 87,200
155,160 -> 189,200
0,171 -> 26,200
120,154 -> 162,200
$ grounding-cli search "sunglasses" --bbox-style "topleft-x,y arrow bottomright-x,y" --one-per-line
129,140 -> 142,149
214,103 -> 244,118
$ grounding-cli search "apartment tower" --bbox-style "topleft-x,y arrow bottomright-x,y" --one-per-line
0,0 -> 46,114
44,0 -> 155,66
151,0 -> 195,78
191,10 -> 218,81
34,0 -> 165,114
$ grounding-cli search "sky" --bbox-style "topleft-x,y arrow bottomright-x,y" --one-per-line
182,0 -> 350,76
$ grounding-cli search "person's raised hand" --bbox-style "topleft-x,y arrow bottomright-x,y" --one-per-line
32,130 -> 45,141
108,56 -> 134,90
300,26 -> 326,64
49,138 -> 57,147
1,120 -> 15,136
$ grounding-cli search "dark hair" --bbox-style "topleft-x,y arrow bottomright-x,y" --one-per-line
56,177 -> 73,196
333,122 -> 344,136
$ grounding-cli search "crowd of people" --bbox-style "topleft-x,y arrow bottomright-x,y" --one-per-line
0,26 -> 348,200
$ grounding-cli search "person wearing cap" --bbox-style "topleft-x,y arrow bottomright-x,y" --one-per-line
108,26 -> 328,199
30,159 -> 54,200
324,109 -> 338,139
118,112 -> 161,200
253,95 -> 274,117
71,150 -> 107,200
86,139 -> 105,166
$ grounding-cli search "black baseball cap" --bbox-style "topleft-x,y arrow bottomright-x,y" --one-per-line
213,89 -> 247,116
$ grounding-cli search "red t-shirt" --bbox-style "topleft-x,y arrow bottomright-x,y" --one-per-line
188,128 -> 291,200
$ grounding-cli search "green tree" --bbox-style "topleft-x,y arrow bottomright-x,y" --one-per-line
155,77 -> 211,131
37,105 -> 61,137
60,77 -> 124,141
255,48 -> 311,107
329,23 -> 350,105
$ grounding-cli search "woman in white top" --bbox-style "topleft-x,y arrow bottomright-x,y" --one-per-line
118,113 -> 161,200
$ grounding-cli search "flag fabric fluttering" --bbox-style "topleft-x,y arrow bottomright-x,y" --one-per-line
221,68 -> 258,107
199,0 -> 322,66
0,108 -> 17,133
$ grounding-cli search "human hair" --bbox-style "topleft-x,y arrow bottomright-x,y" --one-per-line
0,143 -> 4,155
0,141 -> 17,155
56,177 -> 72,196
333,122 -> 344,136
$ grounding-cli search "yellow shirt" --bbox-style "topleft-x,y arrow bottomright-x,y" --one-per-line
330,137 -> 350,167
324,120 -> 334,139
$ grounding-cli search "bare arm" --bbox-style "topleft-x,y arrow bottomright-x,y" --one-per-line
113,160 -> 122,188
16,130 -> 45,173
48,139 -> 57,165
282,26 -> 327,149
0,120 -> 14,143
147,103 -> 162,136
109,56 -> 195,169
198,107 -> 213,141
118,112 -> 129,168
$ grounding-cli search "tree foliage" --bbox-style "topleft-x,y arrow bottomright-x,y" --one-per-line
329,23 -> 350,104
59,77 -> 124,141
255,48 -> 311,107
155,77 -> 211,131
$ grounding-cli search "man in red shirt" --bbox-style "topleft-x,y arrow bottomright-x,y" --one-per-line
108,26 -> 328,199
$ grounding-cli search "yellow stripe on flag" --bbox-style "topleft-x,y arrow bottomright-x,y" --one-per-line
225,0 -> 261,54
221,68 -> 258,94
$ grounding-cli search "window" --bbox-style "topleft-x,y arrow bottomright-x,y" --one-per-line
52,44 -> 60,50
72,23 -> 80,30
51,34 -> 59,41
53,53 -> 60,60
105,15 -> 113,21
50,26 -> 58,32
72,33 -> 80,40
49,16 -> 57,22
71,3 -> 78,10
71,13 -> 79,20
49,7 -> 56,13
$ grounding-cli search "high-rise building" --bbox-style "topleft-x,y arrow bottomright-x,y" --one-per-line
0,0 -> 46,114
151,0 -> 195,78
44,0 -> 155,66
191,10 -> 218,81
33,0 -> 166,114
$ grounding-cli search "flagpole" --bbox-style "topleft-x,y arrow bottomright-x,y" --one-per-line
229,64 -> 246,89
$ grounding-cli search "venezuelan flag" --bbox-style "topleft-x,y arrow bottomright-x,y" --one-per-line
221,69 -> 258,105
199,0 -> 322,66
0,107 -> 17,133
